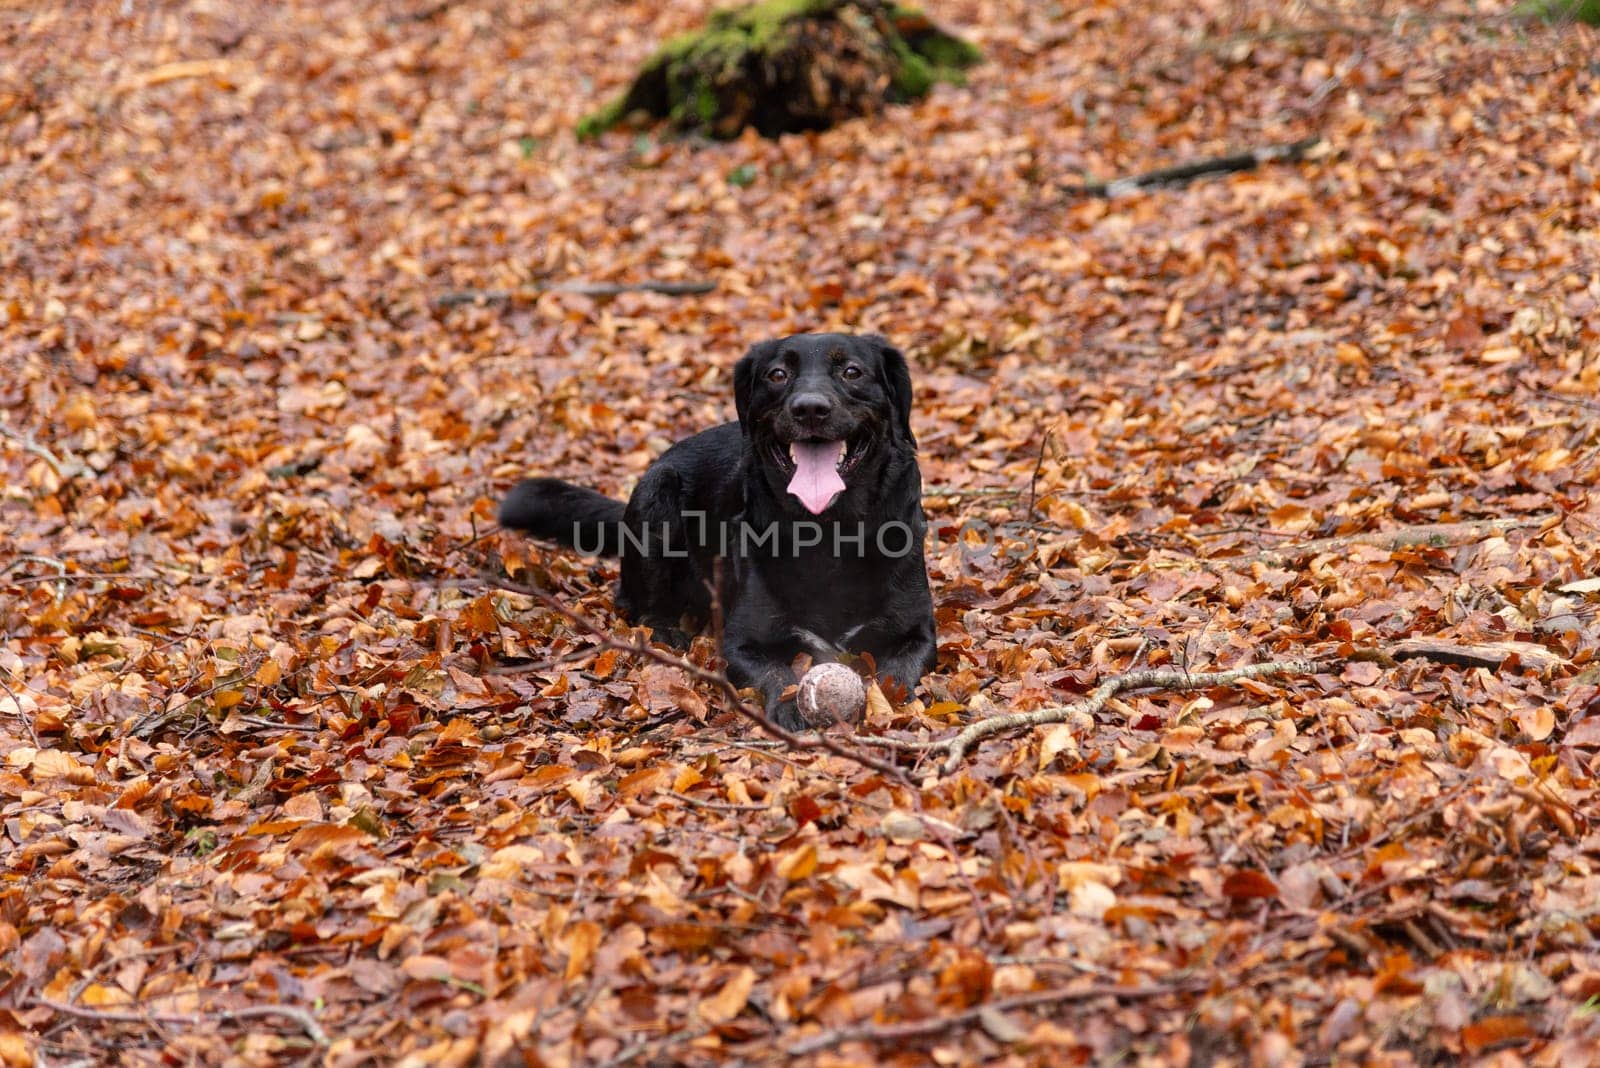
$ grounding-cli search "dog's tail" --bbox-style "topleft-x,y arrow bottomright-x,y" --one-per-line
499,478 -> 626,557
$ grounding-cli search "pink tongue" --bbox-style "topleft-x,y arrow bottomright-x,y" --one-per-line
787,441 -> 847,514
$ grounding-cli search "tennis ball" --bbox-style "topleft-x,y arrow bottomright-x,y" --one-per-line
795,662 -> 867,727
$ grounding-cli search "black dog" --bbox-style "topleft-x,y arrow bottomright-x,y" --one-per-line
500,333 -> 936,729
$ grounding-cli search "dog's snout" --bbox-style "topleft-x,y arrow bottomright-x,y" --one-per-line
788,392 -> 833,422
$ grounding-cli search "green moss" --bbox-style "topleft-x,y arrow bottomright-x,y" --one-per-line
576,96 -> 628,141
650,0 -> 827,73
700,0 -> 835,45
1516,0 -> 1600,22
576,0 -> 982,139
913,28 -> 982,69
891,51 -> 933,98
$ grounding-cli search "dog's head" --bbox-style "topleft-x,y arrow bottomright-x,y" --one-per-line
734,333 -> 915,515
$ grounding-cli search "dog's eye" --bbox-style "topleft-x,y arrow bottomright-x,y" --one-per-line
766,367 -> 789,384
840,364 -> 863,380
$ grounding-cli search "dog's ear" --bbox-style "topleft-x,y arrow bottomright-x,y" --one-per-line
868,335 -> 916,449
734,340 -> 777,432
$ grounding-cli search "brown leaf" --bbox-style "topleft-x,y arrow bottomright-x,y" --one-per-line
563,921 -> 602,982
700,966 -> 756,1024
776,843 -> 818,882
1221,870 -> 1279,901
1461,1015 -> 1533,1054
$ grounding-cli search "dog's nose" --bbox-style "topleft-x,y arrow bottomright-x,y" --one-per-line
788,392 -> 833,422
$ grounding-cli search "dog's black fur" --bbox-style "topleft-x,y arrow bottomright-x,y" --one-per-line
500,333 -> 937,729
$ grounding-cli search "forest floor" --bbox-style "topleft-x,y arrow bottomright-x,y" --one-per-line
3,0 -> 1600,1064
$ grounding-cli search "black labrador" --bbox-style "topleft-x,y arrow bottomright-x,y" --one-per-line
500,332 -> 936,729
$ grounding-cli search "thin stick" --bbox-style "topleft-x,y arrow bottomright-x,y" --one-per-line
127,655 -> 263,739
33,997 -> 330,1047
911,630 -> 1569,774
669,790 -> 770,813
592,1025 -> 714,1068
1026,427 -> 1054,525
3,572 -> 159,586
1065,137 -> 1323,198
0,422 -> 87,480
436,280 -> 716,307
786,975 -> 1211,1056
0,669 -> 39,746
922,486 -> 1024,498
935,658 -> 1332,774
1153,514 -> 1558,571
907,791 -> 996,940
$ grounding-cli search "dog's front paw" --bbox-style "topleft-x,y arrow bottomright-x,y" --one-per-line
767,696 -> 807,733
645,623 -> 693,650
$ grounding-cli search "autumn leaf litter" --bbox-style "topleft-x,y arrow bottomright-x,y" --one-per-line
3,0 -> 1600,1064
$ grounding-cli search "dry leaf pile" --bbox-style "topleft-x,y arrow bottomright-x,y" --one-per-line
3,1 -> 1599,1064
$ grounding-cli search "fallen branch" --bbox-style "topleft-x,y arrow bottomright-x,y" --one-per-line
1193,9 -> 1522,55
436,279 -> 716,307
1065,136 -> 1323,198
0,422 -> 88,481
33,996 -> 330,1047
896,635 -> 1567,774
483,573 -> 909,781
594,1025 -> 715,1068
1163,514 -> 1558,570
1237,514 -> 1555,566
127,655 -> 264,739
786,975 -> 1212,1056
928,658 -> 1333,775
115,59 -> 241,94
1389,637 -> 1566,673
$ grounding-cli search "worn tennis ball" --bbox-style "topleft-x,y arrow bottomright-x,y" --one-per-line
796,662 -> 867,727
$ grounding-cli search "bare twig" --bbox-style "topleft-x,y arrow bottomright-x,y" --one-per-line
1,554 -> 67,576
932,658 -> 1333,774
483,573 -> 909,781
905,629 -> 1570,774
1065,137 -> 1323,198
593,1025 -> 715,1068
0,422 -> 88,480
1,572 -> 157,586
127,655 -> 264,739
33,997 -> 330,1047
0,669 -> 39,746
1025,427 -> 1054,525
922,486 -> 1025,499
786,975 -> 1212,1056
1163,514 -> 1558,570
436,280 -> 716,307
66,945 -> 189,1006
669,790 -> 770,813
1191,9 -> 1518,55
907,791 -> 997,940
1388,637 -> 1565,673
114,59 -> 241,95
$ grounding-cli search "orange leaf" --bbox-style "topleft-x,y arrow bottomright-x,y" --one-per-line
776,843 -> 817,882
401,954 -> 453,982
700,966 -> 756,1023
79,982 -> 133,1007
1461,1015 -> 1532,1053
1373,952 -> 1422,996
563,921 -> 602,982
1221,870 -> 1279,900
619,766 -> 666,800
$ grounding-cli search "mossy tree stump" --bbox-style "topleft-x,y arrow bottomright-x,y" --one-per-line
578,0 -> 981,140
1515,0 -> 1600,23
